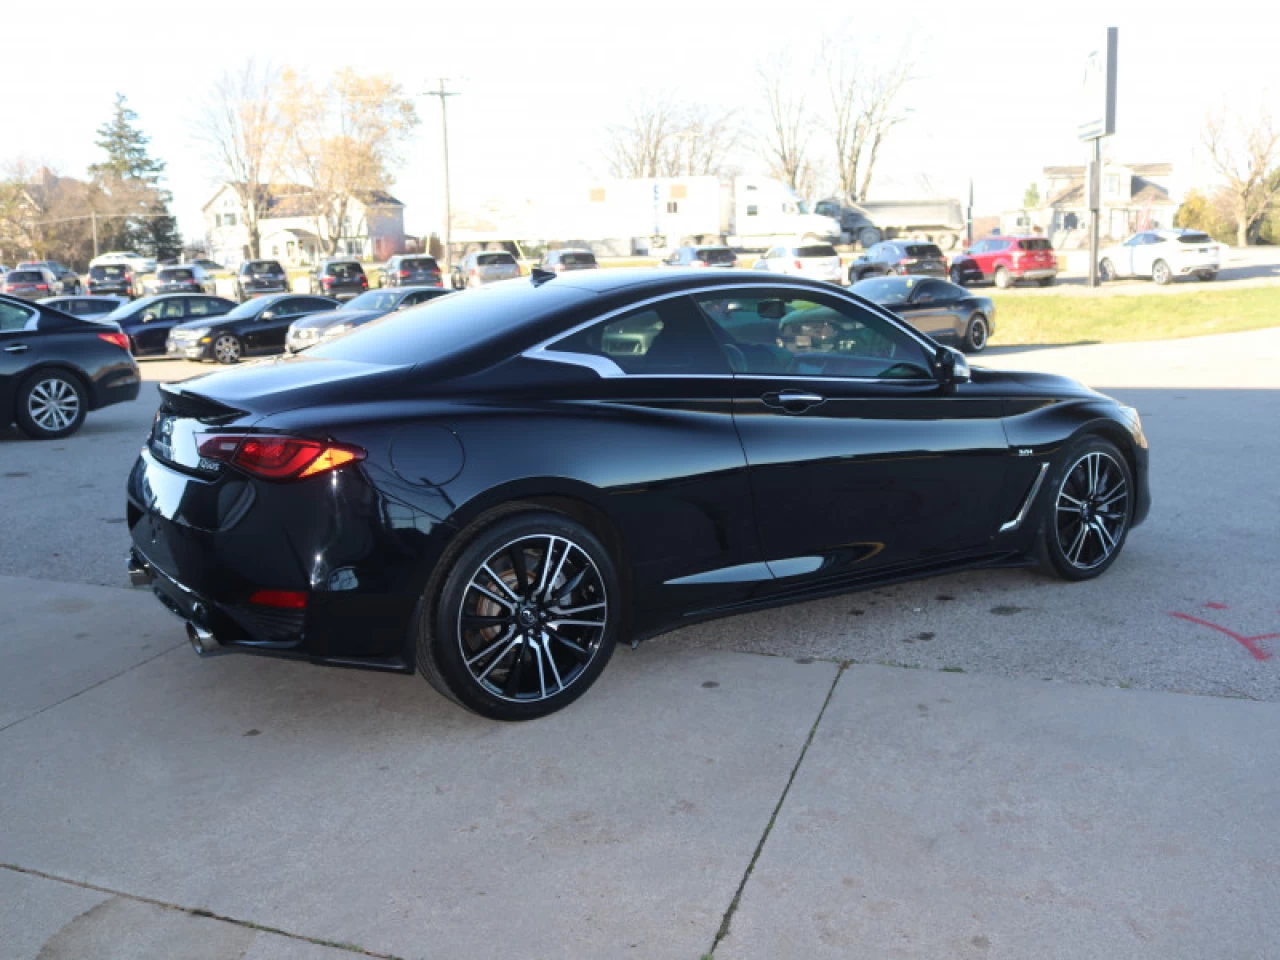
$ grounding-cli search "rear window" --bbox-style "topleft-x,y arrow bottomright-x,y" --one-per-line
1178,232 -> 1213,244
7,270 -> 43,282
159,268 -> 194,280
477,253 -> 516,266
246,261 -> 284,276
696,248 -> 736,264
401,257 -> 438,271
327,262 -> 365,279
904,244 -> 943,258
1016,238 -> 1052,251
561,252 -> 597,266
91,265 -> 127,278
798,244 -> 838,258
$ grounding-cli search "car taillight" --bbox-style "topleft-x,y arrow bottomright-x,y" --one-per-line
248,589 -> 307,609
322,276 -> 333,286
360,275 -> 368,287
470,267 -> 478,275
98,332 -> 130,351
794,259 -> 803,269
399,269 -> 410,277
691,259 -> 707,268
36,283 -> 48,291
195,433 -> 366,481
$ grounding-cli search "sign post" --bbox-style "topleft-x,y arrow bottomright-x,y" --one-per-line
1079,27 -> 1118,288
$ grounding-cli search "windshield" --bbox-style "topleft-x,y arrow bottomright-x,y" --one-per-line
245,261 -> 284,276
91,265 -> 128,278
477,253 -> 516,266
345,290 -> 402,311
221,297 -> 279,319
1016,238 -> 1052,251
851,276 -> 916,303
1178,232 -> 1213,244
400,257 -> 438,271
7,270 -> 44,282
904,244 -> 943,258
798,244 -> 838,258
696,248 -> 736,265
327,262 -> 364,279
561,252 -> 597,266
159,269 -> 194,280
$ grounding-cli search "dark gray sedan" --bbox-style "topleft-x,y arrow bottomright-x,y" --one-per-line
851,276 -> 995,353
285,286 -> 451,352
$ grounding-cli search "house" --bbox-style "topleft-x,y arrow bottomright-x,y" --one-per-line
203,184 -> 406,267
1001,163 -> 1177,246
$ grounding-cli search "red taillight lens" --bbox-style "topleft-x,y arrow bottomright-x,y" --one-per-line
36,283 -> 48,291
98,332 -> 130,351
360,275 -> 368,287
399,269 -> 410,278
322,276 -> 333,286
195,433 -> 366,481
248,589 -> 307,609
691,260 -> 707,268
794,259 -> 803,269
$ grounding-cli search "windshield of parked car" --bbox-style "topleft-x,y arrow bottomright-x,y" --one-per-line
851,277 -> 915,303
477,253 -> 516,266
798,244 -> 838,258
344,290 -> 401,311
90,265 -> 127,278
400,257 -> 438,271
904,244 -> 943,258
1016,238 -> 1052,251
159,268 -> 193,280
245,261 -> 284,276
1178,232 -> 1213,244
327,262 -> 364,278
7,270 -> 44,282
695,248 -> 736,265
561,252 -> 597,266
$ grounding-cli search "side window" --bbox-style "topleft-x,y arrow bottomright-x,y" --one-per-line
549,296 -> 730,376
0,301 -> 35,332
157,300 -> 187,319
272,299 -> 304,318
911,279 -> 946,303
303,297 -> 335,312
695,290 -> 932,380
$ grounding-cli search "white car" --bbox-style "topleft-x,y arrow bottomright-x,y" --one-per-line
90,250 -> 158,276
753,242 -> 844,285
1099,229 -> 1221,285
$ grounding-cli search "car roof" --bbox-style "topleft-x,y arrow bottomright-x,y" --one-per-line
528,267 -> 848,298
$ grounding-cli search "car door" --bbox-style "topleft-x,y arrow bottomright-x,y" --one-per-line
1116,233 -> 1143,277
1132,232 -> 1161,276
899,278 -> 958,341
0,299 -> 40,414
248,297 -> 305,353
695,286 -> 1011,581
133,298 -> 187,354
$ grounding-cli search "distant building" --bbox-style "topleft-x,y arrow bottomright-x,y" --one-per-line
1001,162 -> 1176,246
203,184 -> 406,267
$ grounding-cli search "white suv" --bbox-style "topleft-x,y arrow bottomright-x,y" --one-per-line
1099,229 -> 1221,285
753,242 -> 844,285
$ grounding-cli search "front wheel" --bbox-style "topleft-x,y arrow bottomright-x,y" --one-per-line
962,313 -> 989,353
949,266 -> 967,286
15,371 -> 86,439
1098,259 -> 1116,282
212,333 -> 243,364
1035,437 -> 1133,581
857,227 -> 881,249
1197,270 -> 1217,282
1152,259 -> 1172,285
993,266 -> 1012,289
1037,276 -> 1056,287
419,510 -> 620,721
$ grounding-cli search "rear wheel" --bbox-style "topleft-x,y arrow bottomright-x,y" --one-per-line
993,266 -> 1012,289
1036,436 -> 1133,581
1099,259 -> 1116,282
212,333 -> 242,364
962,313 -> 989,353
15,371 -> 86,439
1037,276 -> 1056,287
857,227 -> 881,249
949,266 -> 967,286
1197,270 -> 1217,282
419,511 -> 621,721
1152,259 -> 1172,285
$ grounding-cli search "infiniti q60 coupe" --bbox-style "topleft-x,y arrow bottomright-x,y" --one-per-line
127,269 -> 1149,720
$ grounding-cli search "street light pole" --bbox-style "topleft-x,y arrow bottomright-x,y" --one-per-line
424,79 -> 459,273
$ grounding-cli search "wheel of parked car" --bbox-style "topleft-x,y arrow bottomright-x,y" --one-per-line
949,266 -> 966,286
1036,436 -> 1133,582
1099,259 -> 1116,282
1038,276 -> 1055,287
15,370 -> 87,440
993,266 -> 1012,289
1151,259 -> 1172,285
212,333 -> 243,364
962,314 -> 989,354
1197,270 -> 1217,282
857,227 -> 881,249
417,509 -> 620,721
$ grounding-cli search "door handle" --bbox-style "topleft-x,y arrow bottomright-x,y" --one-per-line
762,390 -> 826,412
4,343 -> 29,353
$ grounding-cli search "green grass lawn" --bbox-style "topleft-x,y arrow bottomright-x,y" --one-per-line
990,286 -> 1280,346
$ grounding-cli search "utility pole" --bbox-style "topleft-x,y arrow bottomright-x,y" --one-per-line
424,79 -> 459,273
91,210 -> 99,259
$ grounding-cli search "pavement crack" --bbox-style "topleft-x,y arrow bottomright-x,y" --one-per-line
707,660 -> 848,955
0,641 -> 186,736
0,863 -> 404,959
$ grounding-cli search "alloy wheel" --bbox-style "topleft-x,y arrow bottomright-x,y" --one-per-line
457,534 -> 608,703
1152,260 -> 1171,285
966,316 -> 988,352
27,377 -> 81,433
1054,451 -> 1129,571
213,335 -> 241,363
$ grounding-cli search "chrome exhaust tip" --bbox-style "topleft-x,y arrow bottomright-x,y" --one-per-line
185,620 -> 221,656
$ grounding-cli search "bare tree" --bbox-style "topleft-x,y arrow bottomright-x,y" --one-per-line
660,106 -> 740,177
606,101 -> 676,179
1203,107 -> 1280,247
278,68 -> 419,256
824,43 -> 911,202
757,58 -> 813,196
195,60 -> 282,260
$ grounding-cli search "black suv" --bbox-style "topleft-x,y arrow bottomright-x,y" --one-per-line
87,263 -> 137,299
234,260 -> 290,301
309,260 -> 368,301
849,241 -> 948,283
380,255 -> 442,287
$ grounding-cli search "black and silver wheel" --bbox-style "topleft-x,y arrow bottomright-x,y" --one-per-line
15,371 -> 86,439
1152,259 -> 1172,285
1099,259 -> 1115,282
1037,438 -> 1132,581
421,511 -> 620,720
993,266 -> 1012,289
962,313 -> 989,353
949,266 -> 967,286
212,333 -> 242,364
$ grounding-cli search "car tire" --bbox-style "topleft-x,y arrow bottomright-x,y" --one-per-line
212,333 -> 243,364
1035,435 -> 1133,582
949,266 -> 967,286
1197,270 -> 1217,282
418,509 -> 621,721
1099,259 -> 1116,282
962,313 -> 989,353
1037,276 -> 1055,287
857,227 -> 881,249
15,370 -> 87,440
1151,259 -> 1172,285
993,266 -> 1012,289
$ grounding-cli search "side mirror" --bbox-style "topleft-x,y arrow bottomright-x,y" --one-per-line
933,345 -> 971,387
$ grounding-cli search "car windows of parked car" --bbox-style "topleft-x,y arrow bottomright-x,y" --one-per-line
346,290 -> 398,311
695,291 -> 932,380
154,300 -> 186,319
910,279 -> 955,302
550,297 -> 730,376
0,301 -> 36,331
91,265 -> 125,279
403,290 -> 447,306
187,298 -> 222,317
327,262 -> 364,279
852,276 -> 914,303
1178,232 -> 1212,244
903,244 -> 943,259
245,261 -> 285,276
1016,238 -> 1052,251
402,257 -> 438,270
8,270 -> 45,283
798,244 -> 838,258
301,298 -> 338,312
476,253 -> 516,266
695,248 -> 736,265
160,268 -> 194,281
561,252 -> 597,266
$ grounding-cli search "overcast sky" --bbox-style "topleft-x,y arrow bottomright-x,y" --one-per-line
9,0 -> 1275,243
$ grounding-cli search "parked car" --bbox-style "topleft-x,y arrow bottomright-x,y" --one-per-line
753,242 -> 843,284
950,236 -> 1058,288
661,245 -> 739,269
38,295 -> 128,320
103,294 -> 237,357
285,287 -> 450,353
125,269 -> 1149,720
234,260 -> 290,300
852,276 -> 995,353
540,249 -> 599,273
379,255 -> 443,288
848,241 -> 947,283
1,292 -> 140,439
167,292 -> 338,363
18,260 -> 81,295
1099,229 -> 1221,285
308,259 -> 368,300
3,267 -> 59,300
452,251 -> 522,288
153,264 -> 213,295
90,251 -> 156,275
87,263 -> 138,299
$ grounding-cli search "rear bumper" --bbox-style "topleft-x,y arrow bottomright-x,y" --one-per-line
1176,258 -> 1219,274
1015,267 -> 1058,280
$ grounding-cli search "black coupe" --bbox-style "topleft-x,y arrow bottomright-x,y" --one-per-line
852,276 -> 995,353
127,270 -> 1150,720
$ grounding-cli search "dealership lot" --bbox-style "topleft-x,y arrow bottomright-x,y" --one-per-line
2,330 -> 1278,958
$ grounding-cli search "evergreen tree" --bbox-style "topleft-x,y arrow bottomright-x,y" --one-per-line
88,94 -> 182,260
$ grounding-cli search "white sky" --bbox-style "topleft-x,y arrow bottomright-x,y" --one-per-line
8,0 -> 1276,242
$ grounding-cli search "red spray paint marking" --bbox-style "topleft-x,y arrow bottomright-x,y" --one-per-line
1203,602 -> 1228,610
1169,612 -> 1279,662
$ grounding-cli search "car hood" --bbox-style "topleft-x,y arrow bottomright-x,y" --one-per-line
969,366 -> 1099,399
291,308 -> 380,331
